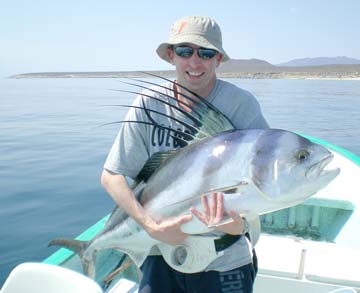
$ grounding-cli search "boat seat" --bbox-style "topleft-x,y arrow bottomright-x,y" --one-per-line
256,234 -> 305,278
256,234 -> 360,290
305,242 -> 360,289
0,262 -> 102,293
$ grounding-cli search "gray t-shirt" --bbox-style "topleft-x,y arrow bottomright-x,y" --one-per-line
104,79 -> 269,271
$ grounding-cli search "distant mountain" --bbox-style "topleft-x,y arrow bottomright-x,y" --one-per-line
218,58 -> 275,72
10,57 -> 360,79
277,56 -> 360,67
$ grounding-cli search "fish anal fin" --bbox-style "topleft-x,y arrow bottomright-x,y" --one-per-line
116,231 -> 157,267
123,250 -> 150,268
83,257 -> 96,279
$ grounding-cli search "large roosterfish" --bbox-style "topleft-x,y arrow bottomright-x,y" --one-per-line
50,75 -> 339,279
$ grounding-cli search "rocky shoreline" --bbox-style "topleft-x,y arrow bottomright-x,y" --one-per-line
9,60 -> 360,80
218,71 -> 360,80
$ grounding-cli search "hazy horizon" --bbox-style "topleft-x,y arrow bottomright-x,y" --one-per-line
1,0 -> 360,77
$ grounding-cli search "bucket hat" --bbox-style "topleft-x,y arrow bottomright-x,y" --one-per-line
156,16 -> 230,63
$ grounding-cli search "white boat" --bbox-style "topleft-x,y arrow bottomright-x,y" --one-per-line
1,135 -> 359,293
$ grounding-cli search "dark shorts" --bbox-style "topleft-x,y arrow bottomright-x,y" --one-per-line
139,254 -> 257,293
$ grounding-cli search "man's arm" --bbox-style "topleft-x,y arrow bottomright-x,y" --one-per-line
101,169 -> 192,245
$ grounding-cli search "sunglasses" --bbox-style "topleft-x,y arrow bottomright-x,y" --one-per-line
173,45 -> 218,60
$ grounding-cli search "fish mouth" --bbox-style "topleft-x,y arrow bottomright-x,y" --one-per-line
306,153 -> 340,181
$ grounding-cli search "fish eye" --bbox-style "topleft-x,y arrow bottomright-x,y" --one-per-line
297,149 -> 310,161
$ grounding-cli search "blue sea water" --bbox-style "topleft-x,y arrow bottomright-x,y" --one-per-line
0,77 -> 359,285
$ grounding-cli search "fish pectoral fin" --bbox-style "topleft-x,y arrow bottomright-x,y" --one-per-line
207,216 -> 234,228
206,181 -> 249,195
181,213 -> 239,234
163,181 -> 250,209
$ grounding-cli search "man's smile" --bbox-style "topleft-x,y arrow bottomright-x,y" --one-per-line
186,71 -> 204,77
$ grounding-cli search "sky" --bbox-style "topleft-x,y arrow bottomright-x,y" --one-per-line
1,0 -> 360,77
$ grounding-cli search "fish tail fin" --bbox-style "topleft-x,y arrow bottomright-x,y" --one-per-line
48,238 -> 87,256
48,238 -> 95,278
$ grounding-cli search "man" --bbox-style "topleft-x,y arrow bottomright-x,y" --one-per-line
102,16 -> 268,292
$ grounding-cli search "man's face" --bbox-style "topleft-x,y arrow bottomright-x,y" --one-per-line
167,43 -> 223,96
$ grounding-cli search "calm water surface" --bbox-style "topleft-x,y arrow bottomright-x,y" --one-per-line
0,77 -> 359,285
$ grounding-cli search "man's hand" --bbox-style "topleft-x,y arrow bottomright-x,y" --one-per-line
189,192 -> 245,235
101,170 -> 193,246
146,214 -> 192,245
